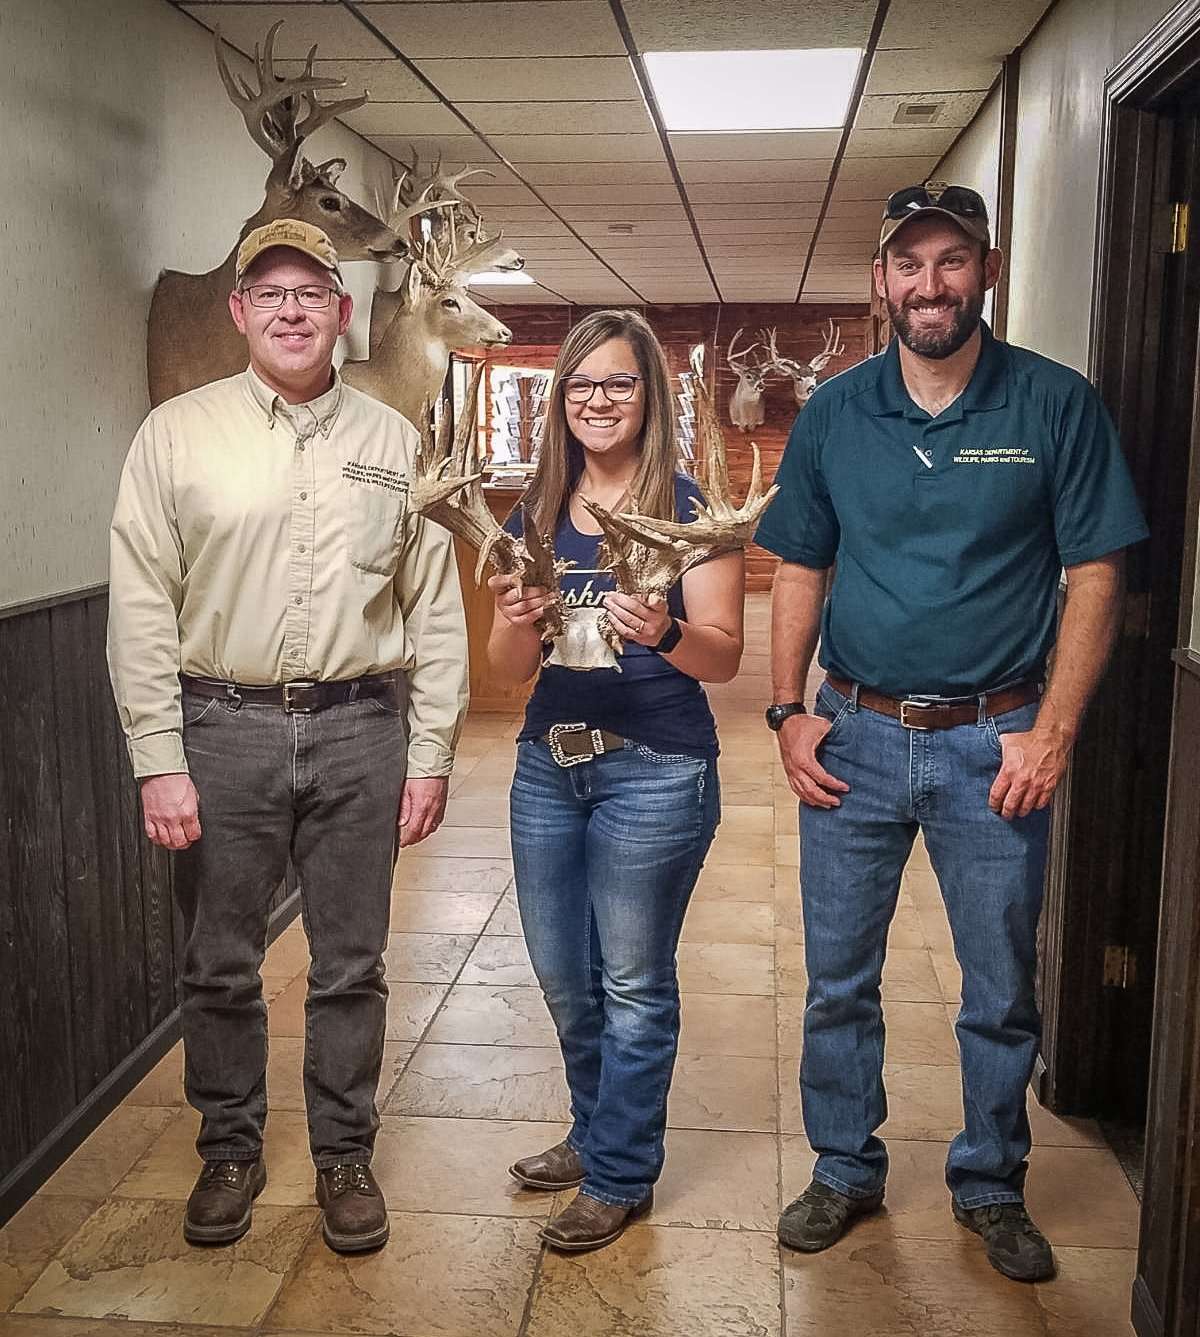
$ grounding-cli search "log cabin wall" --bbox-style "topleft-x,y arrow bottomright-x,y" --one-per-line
484,303 -> 872,594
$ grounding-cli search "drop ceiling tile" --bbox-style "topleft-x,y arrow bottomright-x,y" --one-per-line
272,59 -> 436,103
835,155 -> 940,189
698,216 -> 817,234
638,289 -> 719,303
561,285 -> 645,303
866,49 -> 998,96
855,90 -> 989,130
368,2 -> 625,58
473,283 -> 565,303
364,133 -> 489,163
690,202 -> 817,221
518,161 -> 676,186
815,219 -> 882,240
440,183 -> 545,206
457,101 -> 657,135
845,127 -> 957,157
554,204 -> 690,222
475,207 -> 563,225
878,0 -> 1049,58
669,131 -> 841,161
678,160 -> 832,185
572,220 -> 695,238
824,198 -> 886,220
685,182 -> 827,203
484,224 -> 575,241
706,245 -> 810,259
506,241 -> 596,260
541,184 -> 683,204
182,5 -> 391,58
495,134 -> 667,163
341,103 -> 467,137
415,56 -> 640,101
807,264 -> 872,277
720,286 -> 799,301
622,0 -> 876,49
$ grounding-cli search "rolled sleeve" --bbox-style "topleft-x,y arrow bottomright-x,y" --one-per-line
107,415 -> 188,778
395,511 -> 469,778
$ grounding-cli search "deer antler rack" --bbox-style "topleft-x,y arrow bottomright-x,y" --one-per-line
214,22 -> 366,163
409,363 -> 569,640
583,344 -> 779,651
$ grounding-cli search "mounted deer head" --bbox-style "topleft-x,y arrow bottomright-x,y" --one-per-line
342,202 -> 514,425
726,328 -> 778,432
585,344 -> 779,656
409,363 -> 569,638
772,320 -> 846,406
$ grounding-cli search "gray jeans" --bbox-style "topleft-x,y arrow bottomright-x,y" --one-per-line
174,681 -> 408,1168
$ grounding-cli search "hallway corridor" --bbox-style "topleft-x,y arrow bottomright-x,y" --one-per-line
0,596 -> 1142,1336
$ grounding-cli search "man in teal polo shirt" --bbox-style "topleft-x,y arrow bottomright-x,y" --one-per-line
757,182 -> 1148,1282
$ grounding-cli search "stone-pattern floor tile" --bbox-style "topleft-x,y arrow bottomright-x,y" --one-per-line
265,1038 -> 414,1112
706,830 -> 775,868
267,976 -> 447,1042
933,952 -> 962,1003
1027,1093 -> 1109,1150
680,901 -> 774,945
389,889 -> 503,934
459,934 -> 539,987
391,855 -> 512,894
692,864 -> 775,902
652,1130 -> 779,1231
677,943 -> 774,995
372,1116 -> 568,1217
426,984 -> 557,1047
441,796 -> 511,827
527,1225 -> 781,1337
483,889 -> 522,935
0,1320 -> 240,1335
411,825 -> 512,859
261,923 -> 310,978
1025,1145 -> 1141,1248
385,1044 -> 570,1121
382,931 -> 475,983
717,805 -> 775,835
668,1055 -> 777,1132
124,1042 -> 185,1107
14,1199 -> 317,1327
265,1213 -> 542,1336
40,1108 -> 175,1200
0,1196 -> 97,1310
679,993 -> 776,1058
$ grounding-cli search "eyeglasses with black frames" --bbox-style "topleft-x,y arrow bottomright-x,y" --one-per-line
884,185 -> 988,223
239,284 -> 338,310
560,373 -> 641,403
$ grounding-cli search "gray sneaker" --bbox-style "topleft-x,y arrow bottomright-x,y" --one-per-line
953,1200 -> 1056,1281
778,1179 -> 884,1252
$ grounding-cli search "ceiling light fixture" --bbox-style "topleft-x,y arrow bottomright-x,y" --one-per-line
644,48 -> 863,132
466,271 -> 537,286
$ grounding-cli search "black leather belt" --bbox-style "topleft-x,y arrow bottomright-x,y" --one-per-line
541,722 -> 626,767
825,675 -> 1041,731
180,671 -> 399,714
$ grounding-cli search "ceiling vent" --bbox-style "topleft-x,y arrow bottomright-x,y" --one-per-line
607,223 -> 635,235
893,100 -> 946,125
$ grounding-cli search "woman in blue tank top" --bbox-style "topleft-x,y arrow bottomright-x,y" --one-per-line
487,309 -> 747,1251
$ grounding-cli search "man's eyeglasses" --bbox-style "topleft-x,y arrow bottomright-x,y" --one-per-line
884,185 -> 988,223
239,284 -> 338,309
560,373 -> 641,403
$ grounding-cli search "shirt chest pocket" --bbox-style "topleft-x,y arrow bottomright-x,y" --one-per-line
344,480 -> 408,576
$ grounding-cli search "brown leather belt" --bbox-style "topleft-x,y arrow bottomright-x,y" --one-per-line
180,671 -> 399,715
825,675 -> 1041,731
542,722 -> 626,767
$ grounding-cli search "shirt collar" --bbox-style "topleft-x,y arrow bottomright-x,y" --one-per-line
867,320 -> 1009,421
242,365 -> 345,437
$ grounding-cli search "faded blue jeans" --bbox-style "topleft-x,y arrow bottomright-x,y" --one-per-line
510,738 -> 720,1206
796,680 -> 1050,1210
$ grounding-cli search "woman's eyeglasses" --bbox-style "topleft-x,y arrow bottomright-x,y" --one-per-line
560,373 -> 641,403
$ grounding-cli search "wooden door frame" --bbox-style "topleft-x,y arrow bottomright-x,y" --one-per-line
1036,0 -> 1200,1118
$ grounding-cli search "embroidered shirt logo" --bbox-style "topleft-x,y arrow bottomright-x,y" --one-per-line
953,447 -> 1037,465
343,461 -> 409,494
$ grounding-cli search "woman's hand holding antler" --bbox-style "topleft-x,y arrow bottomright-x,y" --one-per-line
602,592 -> 671,646
489,572 -> 550,629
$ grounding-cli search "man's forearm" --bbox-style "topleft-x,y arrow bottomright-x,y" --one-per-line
1037,554 -> 1125,746
771,562 -> 829,703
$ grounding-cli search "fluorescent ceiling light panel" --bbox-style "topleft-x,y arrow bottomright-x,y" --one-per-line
467,271 -> 537,286
644,49 -> 862,132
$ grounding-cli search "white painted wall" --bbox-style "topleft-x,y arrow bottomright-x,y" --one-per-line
0,0 -> 397,609
936,84 -> 1002,326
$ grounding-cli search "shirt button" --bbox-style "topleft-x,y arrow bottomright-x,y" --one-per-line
298,544 -> 307,553
298,442 -> 306,453
299,491 -> 308,500
293,595 -> 303,606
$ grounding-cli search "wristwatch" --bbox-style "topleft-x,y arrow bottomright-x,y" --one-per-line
765,702 -> 807,731
650,616 -> 684,654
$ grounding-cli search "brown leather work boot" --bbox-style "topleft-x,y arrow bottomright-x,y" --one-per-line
509,1139 -> 585,1190
540,1190 -> 653,1252
316,1163 -> 389,1253
184,1158 -> 267,1245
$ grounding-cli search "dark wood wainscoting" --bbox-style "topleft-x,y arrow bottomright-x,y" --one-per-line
0,588 -> 296,1224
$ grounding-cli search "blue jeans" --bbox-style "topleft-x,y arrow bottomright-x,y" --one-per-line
797,680 -> 1050,1209
510,738 -> 720,1206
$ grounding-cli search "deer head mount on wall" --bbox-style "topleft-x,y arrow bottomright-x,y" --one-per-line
146,21 -> 406,406
769,321 -> 847,406
723,322 -> 846,430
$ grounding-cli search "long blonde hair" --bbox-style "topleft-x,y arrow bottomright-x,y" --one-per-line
522,309 -> 678,533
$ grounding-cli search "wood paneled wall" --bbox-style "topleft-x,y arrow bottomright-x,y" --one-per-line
484,303 -> 871,593
0,590 -> 293,1223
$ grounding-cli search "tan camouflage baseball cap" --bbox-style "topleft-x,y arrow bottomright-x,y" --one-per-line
878,181 -> 991,254
235,218 -> 342,283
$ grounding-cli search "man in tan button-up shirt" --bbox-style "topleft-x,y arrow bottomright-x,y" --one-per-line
108,220 -> 468,1254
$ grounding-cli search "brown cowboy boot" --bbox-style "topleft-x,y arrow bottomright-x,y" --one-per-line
509,1139 -> 585,1190
316,1163 -> 389,1253
540,1190 -> 653,1252
184,1158 -> 267,1245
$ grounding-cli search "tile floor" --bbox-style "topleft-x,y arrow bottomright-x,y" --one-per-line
0,596 -> 1141,1336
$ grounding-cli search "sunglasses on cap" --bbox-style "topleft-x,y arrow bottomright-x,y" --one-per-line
884,183 -> 989,223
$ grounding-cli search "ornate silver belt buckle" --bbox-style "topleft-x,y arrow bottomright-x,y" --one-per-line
283,681 -> 319,713
899,699 -> 932,730
548,721 -> 601,767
